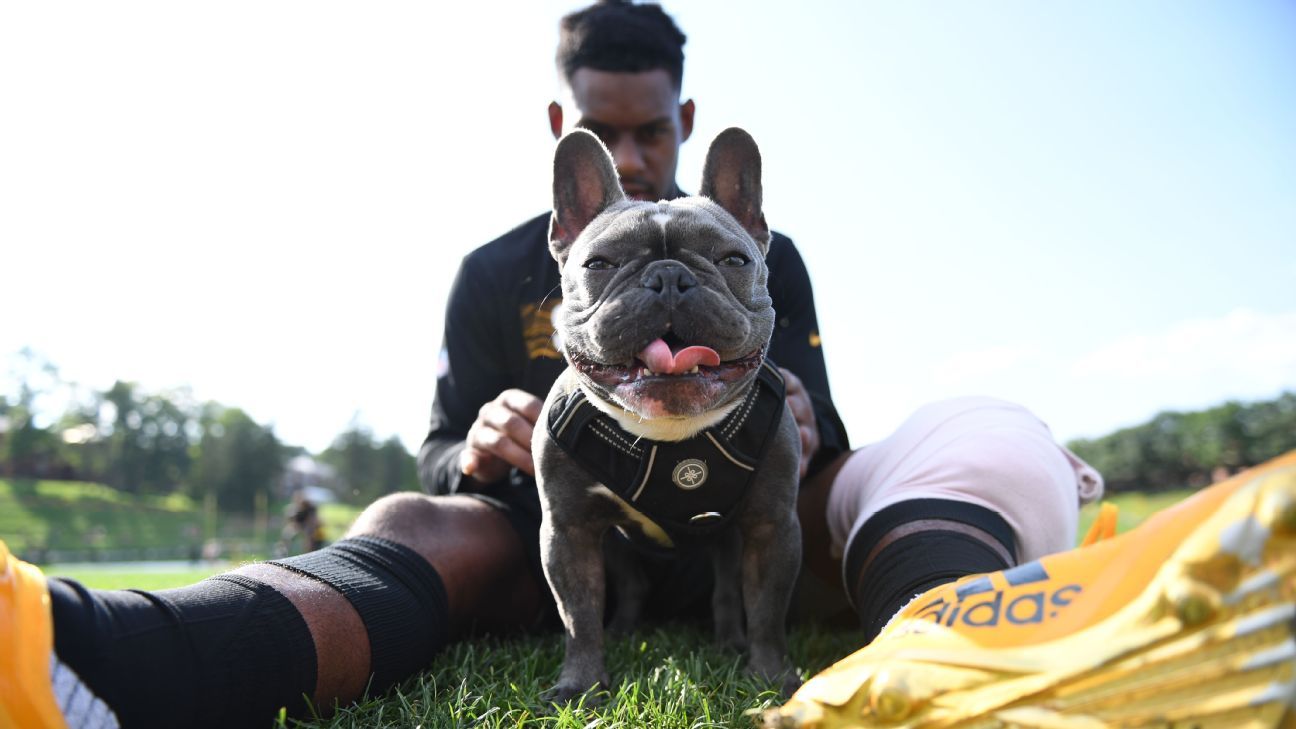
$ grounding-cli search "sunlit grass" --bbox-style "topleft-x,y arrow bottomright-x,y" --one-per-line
294,489 -> 1197,728
1077,488 -> 1193,540
26,488 -> 1196,727
284,624 -> 868,729
45,565 -> 230,591
0,477 -> 203,555
0,477 -> 364,558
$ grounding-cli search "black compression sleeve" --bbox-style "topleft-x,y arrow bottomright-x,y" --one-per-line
269,536 -> 450,692
48,573 -> 316,729
844,499 -> 1016,641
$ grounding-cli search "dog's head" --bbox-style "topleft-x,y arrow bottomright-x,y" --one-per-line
548,127 -> 775,422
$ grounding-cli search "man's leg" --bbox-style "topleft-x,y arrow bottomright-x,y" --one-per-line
1,493 -> 544,729
796,397 -> 1101,636
797,454 -> 1022,633
243,493 -> 544,703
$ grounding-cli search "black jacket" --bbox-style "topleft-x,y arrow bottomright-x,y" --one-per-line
418,211 -> 848,495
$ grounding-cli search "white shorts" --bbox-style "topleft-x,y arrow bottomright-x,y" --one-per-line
826,397 -> 1104,564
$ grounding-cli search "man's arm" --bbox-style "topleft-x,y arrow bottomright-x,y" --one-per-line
418,254 -> 523,494
765,234 -> 850,478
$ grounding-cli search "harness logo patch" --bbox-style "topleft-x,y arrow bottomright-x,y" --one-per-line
672,459 -> 708,490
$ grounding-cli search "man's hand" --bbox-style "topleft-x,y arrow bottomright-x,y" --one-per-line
780,367 -> 820,479
460,389 -> 543,484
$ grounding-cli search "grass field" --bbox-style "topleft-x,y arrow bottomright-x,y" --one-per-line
45,565 -> 232,591
0,478 -> 363,565
0,478 -> 201,555
286,624 -> 870,729
1076,488 -> 1193,538
16,485 -> 1196,727
279,489 -> 1194,729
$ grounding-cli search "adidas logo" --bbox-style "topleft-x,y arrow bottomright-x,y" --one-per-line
911,561 -> 1083,628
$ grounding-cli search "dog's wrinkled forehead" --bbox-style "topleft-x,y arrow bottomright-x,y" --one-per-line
567,197 -> 761,268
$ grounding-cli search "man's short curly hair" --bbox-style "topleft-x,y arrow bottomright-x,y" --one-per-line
556,1 -> 687,90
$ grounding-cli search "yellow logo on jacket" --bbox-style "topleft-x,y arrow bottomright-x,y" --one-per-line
520,300 -> 563,360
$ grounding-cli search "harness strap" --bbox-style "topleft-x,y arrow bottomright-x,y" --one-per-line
547,362 -> 786,548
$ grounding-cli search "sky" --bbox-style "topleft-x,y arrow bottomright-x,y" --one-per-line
2,1 -> 1294,455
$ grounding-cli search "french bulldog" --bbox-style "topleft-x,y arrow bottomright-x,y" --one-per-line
534,127 -> 802,703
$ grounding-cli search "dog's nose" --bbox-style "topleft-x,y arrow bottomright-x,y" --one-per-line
641,262 -> 697,298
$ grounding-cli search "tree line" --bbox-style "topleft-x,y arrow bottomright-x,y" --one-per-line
1066,391 -> 1296,493
5,351 -> 1294,502
1,349 -> 418,511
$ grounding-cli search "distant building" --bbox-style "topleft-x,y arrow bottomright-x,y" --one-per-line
280,455 -> 339,504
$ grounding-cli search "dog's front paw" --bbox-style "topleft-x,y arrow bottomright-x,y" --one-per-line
746,660 -> 802,698
541,677 -> 611,707
777,670 -> 803,698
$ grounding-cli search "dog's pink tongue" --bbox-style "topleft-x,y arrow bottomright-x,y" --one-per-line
637,338 -> 721,374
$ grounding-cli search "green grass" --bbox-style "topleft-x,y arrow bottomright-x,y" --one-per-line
1078,488 -> 1194,538
283,625 -> 869,729
0,478 -> 364,562
0,477 -> 202,554
319,502 -> 362,540
286,489 -> 1198,729
46,565 -> 231,591
20,486 -> 1198,727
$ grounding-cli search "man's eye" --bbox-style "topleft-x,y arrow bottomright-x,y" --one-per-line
584,258 -> 618,271
637,125 -> 668,143
717,253 -> 749,267
580,124 -> 616,147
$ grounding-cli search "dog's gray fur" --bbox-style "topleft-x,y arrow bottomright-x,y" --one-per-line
534,127 -> 802,703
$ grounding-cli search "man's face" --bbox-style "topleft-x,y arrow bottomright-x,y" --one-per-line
554,68 -> 695,201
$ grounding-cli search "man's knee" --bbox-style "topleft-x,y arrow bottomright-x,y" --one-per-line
348,492 -> 521,560
346,492 -> 545,631
344,487 -> 451,534
348,491 -> 442,537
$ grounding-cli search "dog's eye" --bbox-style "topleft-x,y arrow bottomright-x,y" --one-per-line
716,253 -> 749,267
583,257 -> 618,271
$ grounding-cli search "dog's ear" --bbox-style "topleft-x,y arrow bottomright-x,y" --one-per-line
700,127 -> 771,255
549,129 -> 625,265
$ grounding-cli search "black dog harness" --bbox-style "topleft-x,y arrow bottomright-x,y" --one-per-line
546,361 -> 786,550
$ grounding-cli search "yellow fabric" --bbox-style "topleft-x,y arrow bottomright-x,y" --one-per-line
762,450 -> 1296,728
0,540 -> 67,729
1079,501 -> 1120,546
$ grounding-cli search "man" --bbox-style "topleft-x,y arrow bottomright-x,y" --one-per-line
0,3 -> 1129,728
3,7 -> 850,727
279,489 -> 325,554
414,0 -> 1101,638
417,0 -> 849,625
